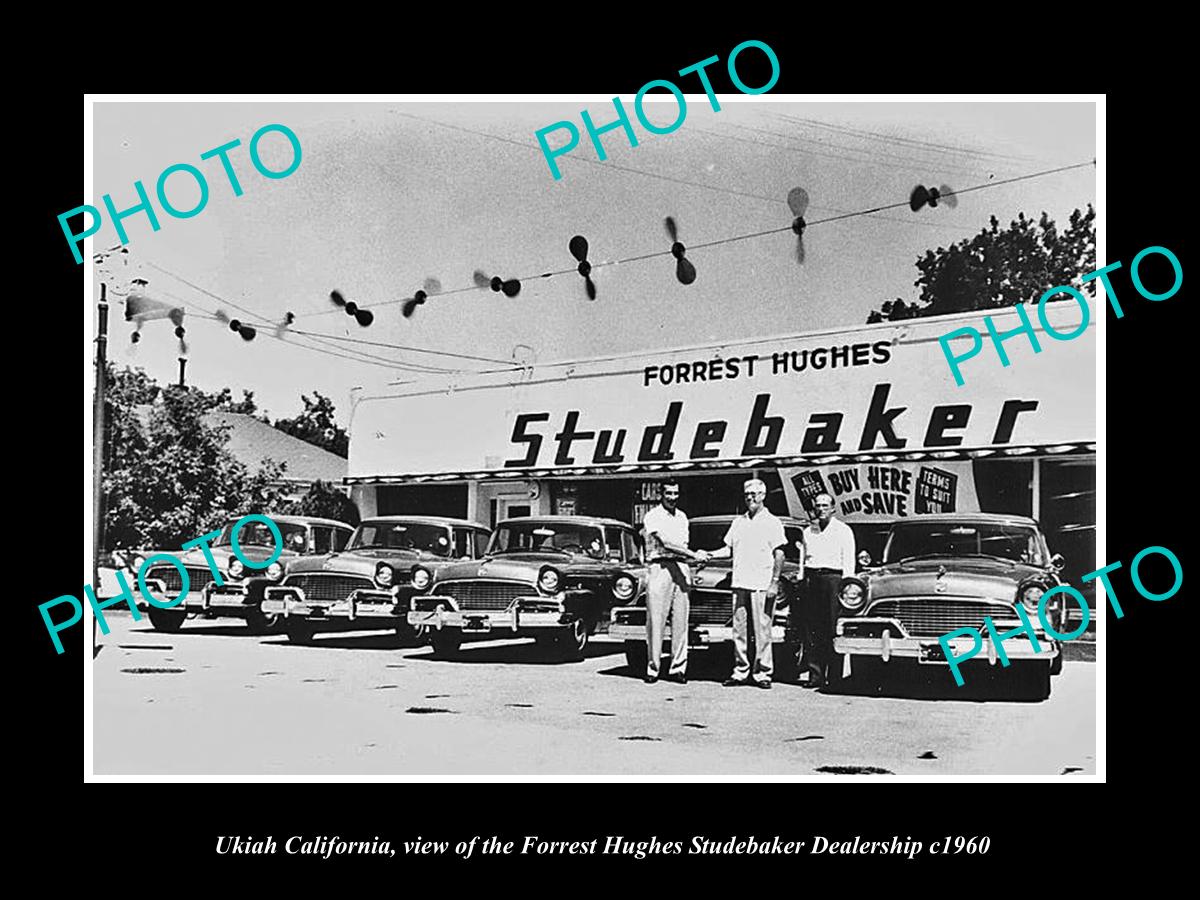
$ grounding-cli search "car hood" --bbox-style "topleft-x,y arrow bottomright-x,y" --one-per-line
285,549 -> 449,579
866,556 -> 1047,603
173,545 -> 299,569
689,558 -> 801,590
434,553 -> 613,584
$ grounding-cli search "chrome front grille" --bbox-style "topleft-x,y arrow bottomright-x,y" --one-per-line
145,566 -> 216,593
689,590 -> 734,626
865,599 -> 1015,637
283,574 -> 374,604
437,580 -> 531,611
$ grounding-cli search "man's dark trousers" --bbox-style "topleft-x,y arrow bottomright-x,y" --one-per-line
802,568 -> 842,683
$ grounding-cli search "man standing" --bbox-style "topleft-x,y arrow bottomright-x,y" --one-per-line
641,480 -> 699,685
701,478 -> 787,689
801,492 -> 856,688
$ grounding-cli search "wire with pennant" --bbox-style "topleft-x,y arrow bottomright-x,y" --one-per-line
293,158 -> 1095,320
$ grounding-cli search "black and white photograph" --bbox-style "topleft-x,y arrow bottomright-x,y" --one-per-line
81,95 -> 1100,778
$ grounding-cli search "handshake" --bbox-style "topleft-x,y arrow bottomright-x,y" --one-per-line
691,549 -> 711,566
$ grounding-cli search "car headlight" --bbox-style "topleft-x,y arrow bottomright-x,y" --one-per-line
375,563 -> 395,588
229,558 -> 245,578
411,566 -> 432,591
266,562 -> 283,581
1020,583 -> 1045,612
613,574 -> 636,601
538,567 -> 561,595
838,576 -> 867,611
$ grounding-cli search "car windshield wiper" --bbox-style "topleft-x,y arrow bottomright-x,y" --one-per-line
495,547 -> 570,556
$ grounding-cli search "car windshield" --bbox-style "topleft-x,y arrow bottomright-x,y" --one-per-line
215,520 -> 307,552
489,523 -> 605,557
690,523 -> 732,552
690,522 -> 805,562
348,522 -> 453,557
884,522 -> 1044,565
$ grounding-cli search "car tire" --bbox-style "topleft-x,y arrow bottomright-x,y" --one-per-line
624,641 -> 648,674
1014,660 -> 1052,701
393,623 -> 423,647
557,619 -> 590,661
429,630 -> 462,658
823,652 -> 848,692
146,607 -> 186,633
851,656 -> 885,690
284,621 -> 315,645
244,609 -> 278,635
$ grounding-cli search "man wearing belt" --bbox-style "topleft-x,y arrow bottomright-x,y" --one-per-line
801,492 -> 856,689
701,478 -> 787,689
641,480 -> 699,685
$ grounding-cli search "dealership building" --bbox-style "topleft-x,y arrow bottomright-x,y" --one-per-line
346,301 -> 1096,588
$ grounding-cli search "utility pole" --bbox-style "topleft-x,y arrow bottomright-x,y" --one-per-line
93,283 -> 109,653
178,356 -> 187,387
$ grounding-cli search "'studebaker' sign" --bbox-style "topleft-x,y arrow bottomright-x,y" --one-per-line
349,300 -> 1095,481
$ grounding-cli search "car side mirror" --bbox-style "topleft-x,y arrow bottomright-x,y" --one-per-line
1049,553 -> 1065,571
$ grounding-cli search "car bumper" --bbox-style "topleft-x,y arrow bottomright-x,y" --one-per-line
608,622 -> 788,645
407,595 -> 570,635
834,618 -> 1059,664
180,584 -> 252,615
262,586 -> 400,622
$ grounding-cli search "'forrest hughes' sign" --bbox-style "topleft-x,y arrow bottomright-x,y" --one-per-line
349,301 -> 1096,481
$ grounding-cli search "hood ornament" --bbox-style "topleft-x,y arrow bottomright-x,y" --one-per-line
935,565 -> 947,593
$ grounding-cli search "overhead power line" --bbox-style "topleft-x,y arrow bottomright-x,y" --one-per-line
134,258 -> 516,368
294,157 -> 1097,321
772,112 -> 1037,164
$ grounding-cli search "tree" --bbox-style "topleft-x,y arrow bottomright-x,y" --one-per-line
101,367 -> 287,550
195,386 -> 269,420
867,205 -> 1096,323
273,391 -> 349,458
284,480 -> 361,527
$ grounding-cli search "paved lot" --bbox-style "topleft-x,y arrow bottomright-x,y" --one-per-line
94,614 -> 1096,776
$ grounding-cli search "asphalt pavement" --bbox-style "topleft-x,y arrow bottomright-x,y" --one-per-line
93,613 -> 1096,777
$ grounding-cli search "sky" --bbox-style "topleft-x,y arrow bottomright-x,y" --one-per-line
91,99 -> 1096,427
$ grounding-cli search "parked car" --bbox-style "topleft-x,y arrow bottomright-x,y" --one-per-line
408,516 -> 645,660
138,516 -> 355,633
832,513 -> 1068,699
263,516 -> 492,644
608,514 -> 809,673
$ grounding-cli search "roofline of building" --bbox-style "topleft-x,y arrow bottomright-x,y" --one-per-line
344,442 -> 1096,486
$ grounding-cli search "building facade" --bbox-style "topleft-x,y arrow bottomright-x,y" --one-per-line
346,301 -> 1096,591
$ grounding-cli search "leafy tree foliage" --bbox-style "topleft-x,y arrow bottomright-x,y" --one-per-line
272,392 -> 350,458
867,206 -> 1096,323
196,386 -> 268,420
101,366 -> 286,550
284,480 -> 361,527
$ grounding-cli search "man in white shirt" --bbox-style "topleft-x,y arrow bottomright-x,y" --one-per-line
641,480 -> 700,684
799,492 -> 856,689
700,478 -> 786,689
